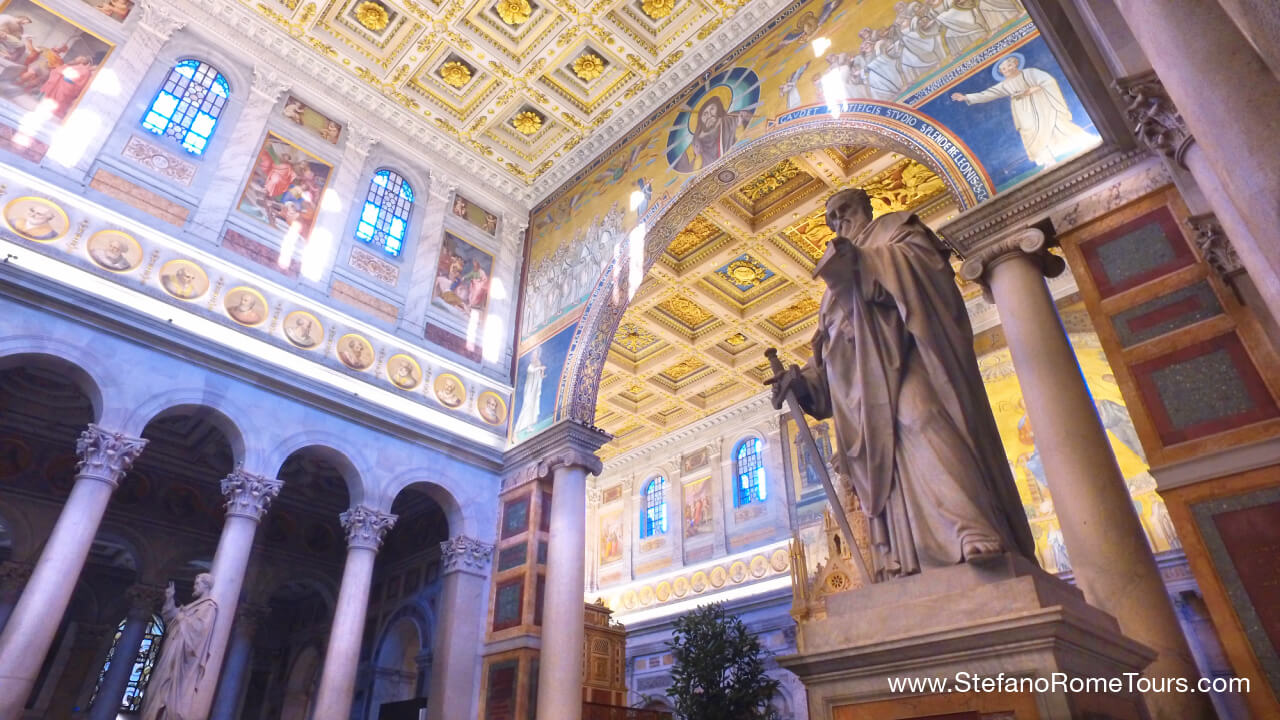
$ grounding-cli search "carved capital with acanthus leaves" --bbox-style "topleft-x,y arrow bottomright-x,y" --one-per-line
1115,71 -> 1195,168
75,424 -> 147,489
125,584 -> 166,620
251,66 -> 291,103
137,0 -> 186,40
221,469 -> 283,521
439,535 -> 494,576
340,505 -> 397,551
344,120 -> 380,158
586,487 -> 603,509
1187,213 -> 1242,280
959,225 -> 1066,303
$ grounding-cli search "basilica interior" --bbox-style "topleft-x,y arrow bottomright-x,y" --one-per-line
0,0 -> 1276,719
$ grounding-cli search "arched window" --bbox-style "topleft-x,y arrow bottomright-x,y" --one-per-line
142,59 -> 230,156
735,437 -> 766,506
90,614 -> 165,711
355,169 -> 415,257
641,476 -> 667,539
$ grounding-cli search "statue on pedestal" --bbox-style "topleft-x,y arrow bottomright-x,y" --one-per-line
768,188 -> 1036,580
142,573 -> 218,720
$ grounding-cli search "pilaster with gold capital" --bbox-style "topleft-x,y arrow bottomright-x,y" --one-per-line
339,506 -> 397,551
439,536 -> 494,576
221,469 -> 284,521
75,425 -> 147,489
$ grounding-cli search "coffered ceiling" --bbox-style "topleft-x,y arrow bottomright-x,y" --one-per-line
185,0 -> 791,202
593,147 -> 967,459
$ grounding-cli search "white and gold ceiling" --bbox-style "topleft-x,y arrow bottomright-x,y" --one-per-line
188,0 -> 791,201
594,148 -> 977,459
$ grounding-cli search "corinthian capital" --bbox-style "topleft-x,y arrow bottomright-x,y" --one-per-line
221,469 -> 284,521
586,487 -> 603,508
75,424 -> 147,489
137,0 -> 187,39
1186,213 -> 1242,280
1116,71 -> 1195,167
340,505 -> 397,551
251,65 -> 291,103
344,120 -> 380,157
439,535 -> 494,575
959,225 -> 1066,301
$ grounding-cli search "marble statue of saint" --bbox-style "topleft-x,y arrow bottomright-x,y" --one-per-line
768,188 -> 1037,580
142,573 -> 219,720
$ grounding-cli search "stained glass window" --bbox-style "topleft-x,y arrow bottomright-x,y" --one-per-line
355,169 -> 415,257
90,614 -> 165,711
142,59 -> 230,156
641,476 -> 667,538
735,437 -> 766,506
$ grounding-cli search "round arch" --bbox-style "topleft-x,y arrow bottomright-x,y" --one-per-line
124,396 -> 252,470
558,119 -> 969,426
0,344 -> 113,426
280,644 -> 323,720
266,432 -> 371,507
383,474 -> 474,539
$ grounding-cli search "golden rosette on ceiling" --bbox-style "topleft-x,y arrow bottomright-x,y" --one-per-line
354,1 -> 390,31
724,259 -> 767,287
439,61 -> 472,88
573,53 -> 605,81
513,110 -> 543,135
496,0 -> 533,25
641,0 -> 676,20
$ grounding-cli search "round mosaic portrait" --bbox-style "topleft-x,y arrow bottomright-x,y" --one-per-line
387,353 -> 422,390
433,373 -> 465,408
86,230 -> 142,272
283,310 -> 324,349
4,196 -> 69,243
223,286 -> 269,327
158,259 -> 210,301
477,390 -> 508,426
336,333 -> 375,371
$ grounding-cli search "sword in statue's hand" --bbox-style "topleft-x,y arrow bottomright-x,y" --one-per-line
764,347 -> 874,586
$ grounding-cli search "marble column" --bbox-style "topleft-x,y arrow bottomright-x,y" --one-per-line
300,120 -> 379,284
311,505 -> 396,720
87,584 -> 165,720
0,424 -> 146,719
426,536 -> 492,720
188,65 -> 291,241
0,562 -> 31,632
1108,1 -> 1280,324
960,228 -> 1214,720
209,602 -> 270,720
49,0 -> 187,176
1214,0 -> 1280,81
535,446 -> 604,720
183,469 -> 282,720
585,488 -> 602,592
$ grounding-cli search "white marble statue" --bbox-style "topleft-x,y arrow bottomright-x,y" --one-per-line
142,573 -> 219,720
768,189 -> 1037,580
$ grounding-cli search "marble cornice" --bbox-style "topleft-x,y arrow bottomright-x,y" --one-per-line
938,145 -> 1146,255
502,419 -> 611,488
602,391 -> 773,473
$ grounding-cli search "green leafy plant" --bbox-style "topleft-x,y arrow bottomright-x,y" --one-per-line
665,603 -> 780,720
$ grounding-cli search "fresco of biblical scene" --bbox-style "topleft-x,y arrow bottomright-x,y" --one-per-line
979,326 -> 1179,574
433,372 -> 465,408
82,0 -> 132,21
683,477 -> 713,539
431,231 -> 492,322
3,196 -> 66,241
785,416 -> 835,502
281,95 -> 342,144
511,322 -> 575,442
282,309 -> 323,349
599,508 -> 622,565
0,1 -> 112,122
451,193 -> 498,235
336,333 -> 374,370
158,259 -> 208,301
223,286 -> 268,327
477,390 -> 508,427
86,229 -> 141,272
386,353 -> 422,390
236,132 -> 333,238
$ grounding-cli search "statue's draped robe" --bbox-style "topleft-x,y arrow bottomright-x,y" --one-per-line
795,211 -> 1036,578
142,597 -> 218,720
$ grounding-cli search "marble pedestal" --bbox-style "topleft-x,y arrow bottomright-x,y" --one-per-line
779,556 -> 1156,720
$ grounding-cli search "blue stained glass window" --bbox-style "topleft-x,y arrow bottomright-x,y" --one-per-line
641,476 -> 668,538
735,437 -> 766,506
355,169 -> 415,257
90,614 -> 165,711
142,59 -> 229,156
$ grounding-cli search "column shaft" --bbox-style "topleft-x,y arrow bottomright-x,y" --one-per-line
87,615 -> 147,720
1112,0 -> 1280,322
426,537 -> 492,720
535,464 -> 588,720
208,610 -> 259,720
982,245 -> 1212,720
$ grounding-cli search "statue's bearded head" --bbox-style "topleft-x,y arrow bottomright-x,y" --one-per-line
193,573 -> 214,598
825,188 -> 874,244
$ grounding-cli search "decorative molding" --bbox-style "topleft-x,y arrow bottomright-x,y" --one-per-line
136,0 -> 187,39
1115,71 -> 1195,168
439,535 -> 494,576
122,135 -> 197,187
603,392 -> 772,472
340,505 -> 397,551
75,424 -> 147,489
348,246 -> 400,286
586,487 -> 603,508
502,419 -> 610,489
251,65 -> 291,103
1186,213 -> 1242,280
220,468 -> 284,521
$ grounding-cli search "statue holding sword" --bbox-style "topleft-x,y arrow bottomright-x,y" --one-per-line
766,188 -> 1036,582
